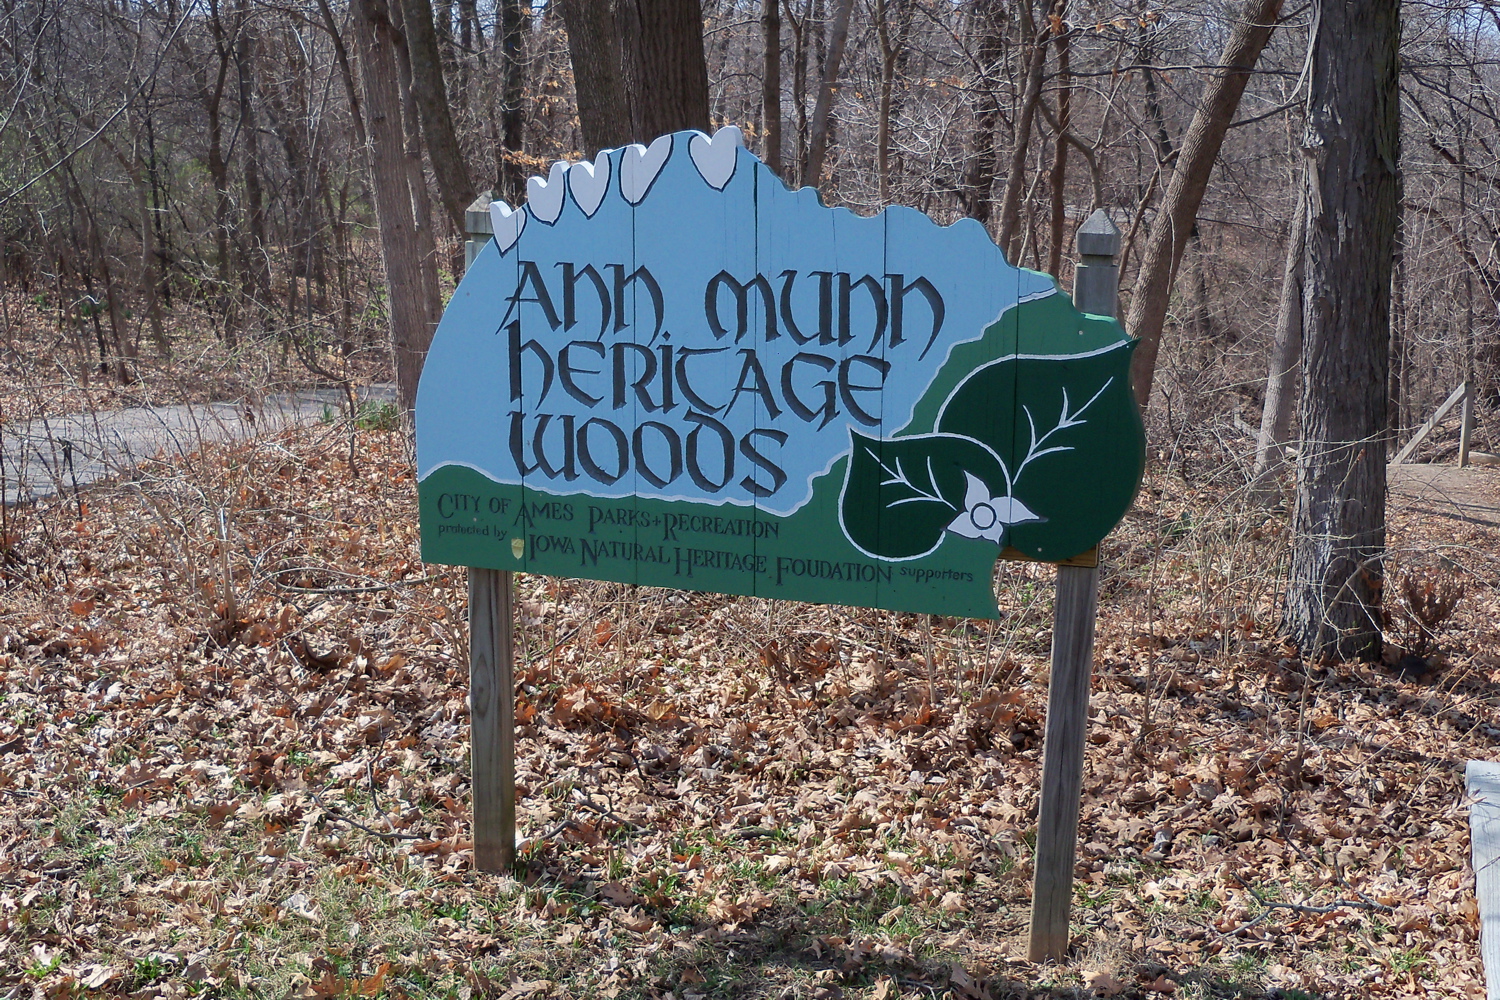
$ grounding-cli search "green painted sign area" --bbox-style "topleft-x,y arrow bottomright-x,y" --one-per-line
415,127 -> 1144,618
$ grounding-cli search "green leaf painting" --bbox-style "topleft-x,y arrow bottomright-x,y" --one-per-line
839,341 -> 1143,565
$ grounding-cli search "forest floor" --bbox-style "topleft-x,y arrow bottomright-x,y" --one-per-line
0,403 -> 1495,998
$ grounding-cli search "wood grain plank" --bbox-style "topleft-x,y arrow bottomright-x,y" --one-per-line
468,528 -> 516,872
1028,562 -> 1100,962
1393,382 -> 1467,464
1467,761 -> 1500,999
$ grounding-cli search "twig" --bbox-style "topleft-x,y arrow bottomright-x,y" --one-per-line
261,564 -> 452,595
1219,872 -> 1391,937
313,791 -> 426,841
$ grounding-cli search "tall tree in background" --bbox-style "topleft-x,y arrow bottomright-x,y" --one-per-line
1124,0 -> 1282,408
959,0 -> 1005,227
1251,177 -> 1307,490
802,0 -> 853,186
995,0 -> 1048,259
1285,0 -> 1400,660
350,0 -> 442,413
761,0 -> 782,177
562,0 -> 710,153
496,0 -> 527,202
398,0 -> 474,234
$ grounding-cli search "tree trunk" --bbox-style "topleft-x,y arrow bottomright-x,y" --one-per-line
1124,0 -> 1283,409
616,0 -> 712,142
234,0 -> 269,318
789,0 -> 810,181
351,0 -> 442,414
803,0 -> 853,187
199,26 -> 238,346
1046,11 -> 1071,278
960,0 -> 1004,226
131,157 -> 171,356
562,0 -> 709,154
497,0 -> 526,202
762,0 -> 782,177
399,0 -> 474,234
1285,0 -> 1400,662
1251,176 -> 1307,490
996,0 -> 1047,260
560,0 -> 631,153
391,0 -> 445,351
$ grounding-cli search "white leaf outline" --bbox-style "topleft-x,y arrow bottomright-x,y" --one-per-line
865,448 -> 958,510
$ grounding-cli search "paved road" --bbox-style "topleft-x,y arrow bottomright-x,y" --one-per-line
1,384 -> 396,505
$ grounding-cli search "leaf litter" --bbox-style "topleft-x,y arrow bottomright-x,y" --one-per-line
0,421 -> 1494,998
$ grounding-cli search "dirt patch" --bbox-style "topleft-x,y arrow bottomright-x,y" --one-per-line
1389,463 -> 1500,530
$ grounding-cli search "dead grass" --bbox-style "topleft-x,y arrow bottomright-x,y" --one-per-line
0,414 -> 1494,999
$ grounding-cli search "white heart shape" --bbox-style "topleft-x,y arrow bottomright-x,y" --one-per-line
688,125 -> 744,190
489,200 -> 527,253
618,134 -> 672,205
526,161 -> 568,224
568,157 -> 610,217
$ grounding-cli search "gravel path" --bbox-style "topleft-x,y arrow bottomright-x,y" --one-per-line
1,384 -> 395,505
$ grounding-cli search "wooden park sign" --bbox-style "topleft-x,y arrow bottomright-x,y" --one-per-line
415,127 -> 1145,961
418,127 -> 1142,616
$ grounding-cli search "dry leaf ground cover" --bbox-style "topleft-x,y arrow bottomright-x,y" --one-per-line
0,417 -> 1495,999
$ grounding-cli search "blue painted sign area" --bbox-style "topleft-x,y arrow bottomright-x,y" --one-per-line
416,127 -> 1144,617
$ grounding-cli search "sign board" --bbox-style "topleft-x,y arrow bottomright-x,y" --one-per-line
416,127 -> 1144,617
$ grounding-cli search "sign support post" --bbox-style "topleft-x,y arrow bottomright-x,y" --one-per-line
464,196 -> 516,873
1028,209 -> 1120,963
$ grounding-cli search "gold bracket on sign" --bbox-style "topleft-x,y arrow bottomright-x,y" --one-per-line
999,545 -> 1099,569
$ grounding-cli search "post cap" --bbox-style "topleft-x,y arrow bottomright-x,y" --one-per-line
1076,208 -> 1120,258
465,191 -> 495,236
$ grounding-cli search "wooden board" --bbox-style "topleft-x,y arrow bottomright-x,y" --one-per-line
1393,382 -> 1468,464
1468,760 -> 1500,999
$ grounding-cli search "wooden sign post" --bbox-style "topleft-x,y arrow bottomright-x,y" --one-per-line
1027,210 -> 1119,963
463,200 -> 517,872
429,137 -> 1144,890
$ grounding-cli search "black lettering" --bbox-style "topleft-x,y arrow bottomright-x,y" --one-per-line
705,271 -> 778,343
726,349 -> 782,418
500,260 -> 562,331
739,428 -> 788,497
558,262 -> 611,339
781,352 -> 838,428
675,347 -> 728,414
508,320 -> 555,403
509,411 -> 540,475
839,355 -> 890,426
608,264 -> 665,340
577,417 -> 628,484
779,269 -> 833,345
558,340 -> 605,406
611,342 -> 661,411
633,421 -> 682,488
684,411 -> 734,492
838,273 -> 888,348
659,344 -> 675,411
532,414 -> 578,480
887,274 -> 945,358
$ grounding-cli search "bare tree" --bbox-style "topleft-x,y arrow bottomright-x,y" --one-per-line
803,0 -> 853,186
1285,0 -> 1400,661
1124,0 -> 1284,408
351,0 -> 442,413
